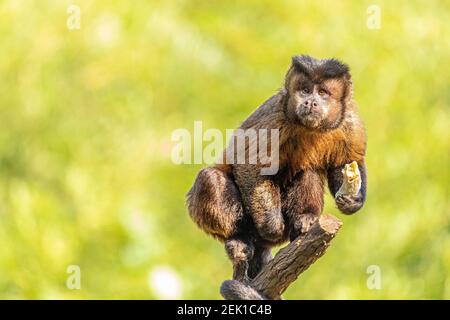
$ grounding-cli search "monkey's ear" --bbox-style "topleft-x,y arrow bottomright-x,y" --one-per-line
343,75 -> 354,104
291,55 -> 314,77
284,55 -> 312,90
284,65 -> 295,90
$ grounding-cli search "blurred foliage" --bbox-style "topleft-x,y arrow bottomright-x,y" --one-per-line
0,0 -> 449,299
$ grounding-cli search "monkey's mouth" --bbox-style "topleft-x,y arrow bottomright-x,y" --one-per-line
297,108 -> 323,128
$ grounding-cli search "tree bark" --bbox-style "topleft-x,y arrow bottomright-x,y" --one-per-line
220,214 -> 342,300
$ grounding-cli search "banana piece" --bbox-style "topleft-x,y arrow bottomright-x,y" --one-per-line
336,161 -> 361,197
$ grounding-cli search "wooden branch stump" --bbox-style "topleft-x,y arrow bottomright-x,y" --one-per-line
220,214 -> 342,300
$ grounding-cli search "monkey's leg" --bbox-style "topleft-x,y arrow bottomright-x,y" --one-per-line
187,167 -> 253,282
187,167 -> 245,240
220,245 -> 272,300
282,170 -> 324,241
248,246 -> 272,279
225,237 -> 255,283
226,242 -> 272,283
233,165 -> 284,243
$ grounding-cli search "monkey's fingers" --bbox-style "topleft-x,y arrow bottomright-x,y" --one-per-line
336,194 -> 351,204
336,194 -> 363,215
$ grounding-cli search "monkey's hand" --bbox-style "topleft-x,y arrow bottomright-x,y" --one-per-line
336,193 -> 364,215
256,209 -> 285,243
334,161 -> 364,215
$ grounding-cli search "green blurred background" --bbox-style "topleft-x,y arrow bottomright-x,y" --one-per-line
0,0 -> 449,299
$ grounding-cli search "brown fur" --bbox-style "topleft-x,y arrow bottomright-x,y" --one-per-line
187,55 -> 367,282
187,167 -> 244,240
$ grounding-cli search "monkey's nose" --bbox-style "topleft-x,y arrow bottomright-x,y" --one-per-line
306,100 -> 318,108
303,100 -> 318,112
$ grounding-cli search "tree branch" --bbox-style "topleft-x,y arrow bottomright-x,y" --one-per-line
220,214 -> 342,300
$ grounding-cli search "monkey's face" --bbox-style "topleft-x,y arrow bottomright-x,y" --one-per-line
284,55 -> 352,131
286,76 -> 346,130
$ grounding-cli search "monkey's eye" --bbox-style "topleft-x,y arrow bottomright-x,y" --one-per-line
318,89 -> 329,96
301,87 -> 311,94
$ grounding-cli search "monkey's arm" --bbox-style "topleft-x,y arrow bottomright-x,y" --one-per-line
234,165 -> 284,242
327,160 -> 367,214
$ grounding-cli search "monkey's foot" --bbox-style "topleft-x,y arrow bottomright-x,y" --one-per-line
225,238 -> 254,283
290,213 -> 319,241
225,239 -> 254,261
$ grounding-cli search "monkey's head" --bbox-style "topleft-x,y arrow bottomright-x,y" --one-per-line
284,55 -> 353,131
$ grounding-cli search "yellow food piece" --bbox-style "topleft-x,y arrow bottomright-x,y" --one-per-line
336,161 -> 361,197
343,161 -> 359,182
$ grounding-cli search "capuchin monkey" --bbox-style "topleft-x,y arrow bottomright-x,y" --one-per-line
187,55 -> 367,284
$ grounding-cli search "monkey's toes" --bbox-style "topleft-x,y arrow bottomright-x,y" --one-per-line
299,213 -> 319,233
290,213 -> 319,241
225,239 -> 254,262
